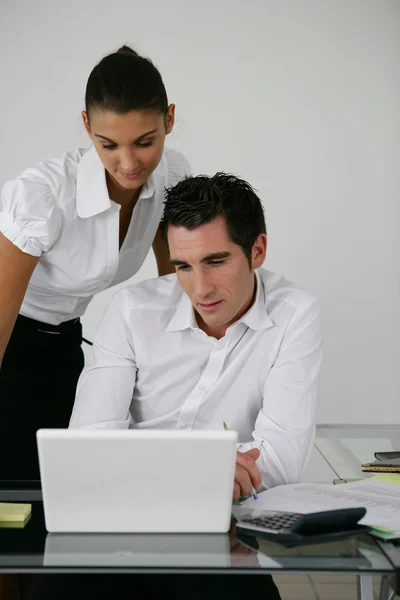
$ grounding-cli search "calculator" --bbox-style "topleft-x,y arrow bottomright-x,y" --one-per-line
236,507 -> 370,547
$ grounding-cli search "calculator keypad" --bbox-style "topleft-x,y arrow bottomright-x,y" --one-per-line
239,511 -> 300,534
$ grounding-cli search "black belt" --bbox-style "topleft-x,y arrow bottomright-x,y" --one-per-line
17,314 -> 93,346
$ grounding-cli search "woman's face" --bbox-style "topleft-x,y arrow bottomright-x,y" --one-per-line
82,106 -> 174,193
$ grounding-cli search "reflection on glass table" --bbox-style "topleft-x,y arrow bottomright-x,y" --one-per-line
43,532 -> 232,568
0,503 -> 393,579
40,529 -> 388,573
0,487 -> 399,599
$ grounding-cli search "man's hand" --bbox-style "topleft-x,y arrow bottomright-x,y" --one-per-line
233,448 -> 262,502
229,521 -> 260,567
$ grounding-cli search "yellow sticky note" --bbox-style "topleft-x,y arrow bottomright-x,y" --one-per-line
0,503 -> 31,523
371,474 -> 400,486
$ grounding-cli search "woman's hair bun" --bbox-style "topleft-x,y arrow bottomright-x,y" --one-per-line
116,45 -> 139,56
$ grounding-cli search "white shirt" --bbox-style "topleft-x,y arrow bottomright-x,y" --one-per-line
70,268 -> 323,489
0,146 -> 190,325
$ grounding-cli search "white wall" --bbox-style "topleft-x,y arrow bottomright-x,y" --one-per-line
1,0 -> 399,424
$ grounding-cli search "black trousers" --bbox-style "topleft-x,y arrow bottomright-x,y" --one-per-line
26,573 -> 282,599
0,315 -> 85,480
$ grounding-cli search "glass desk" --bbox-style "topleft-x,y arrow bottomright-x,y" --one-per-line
0,426 -> 399,600
0,504 -> 396,600
315,424 -> 400,481
315,424 -> 400,599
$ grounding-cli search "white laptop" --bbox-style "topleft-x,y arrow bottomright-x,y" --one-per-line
37,429 -> 237,534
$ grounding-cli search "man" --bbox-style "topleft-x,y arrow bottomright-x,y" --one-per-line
28,173 -> 322,600
70,172 -> 323,497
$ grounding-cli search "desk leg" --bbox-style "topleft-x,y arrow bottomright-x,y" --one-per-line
358,575 -> 374,600
379,576 -> 396,600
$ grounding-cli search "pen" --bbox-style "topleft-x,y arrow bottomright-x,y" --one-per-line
223,421 -> 258,500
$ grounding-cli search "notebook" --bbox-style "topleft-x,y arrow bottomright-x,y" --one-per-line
0,503 -> 32,528
361,451 -> 400,473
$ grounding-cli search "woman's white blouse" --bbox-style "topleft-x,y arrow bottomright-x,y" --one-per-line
0,146 -> 190,325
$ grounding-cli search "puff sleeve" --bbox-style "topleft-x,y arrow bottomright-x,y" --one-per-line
0,177 -> 62,257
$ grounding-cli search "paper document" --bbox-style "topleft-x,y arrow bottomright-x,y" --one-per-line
233,479 -> 400,533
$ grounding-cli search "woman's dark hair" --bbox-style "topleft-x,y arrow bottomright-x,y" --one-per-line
85,44 -> 168,118
160,173 -> 267,267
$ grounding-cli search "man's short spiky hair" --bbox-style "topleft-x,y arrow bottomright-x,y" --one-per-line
160,172 -> 266,266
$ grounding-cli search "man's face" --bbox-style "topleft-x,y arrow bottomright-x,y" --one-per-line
168,216 -> 267,337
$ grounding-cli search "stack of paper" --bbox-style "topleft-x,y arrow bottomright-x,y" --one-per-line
233,474 -> 400,540
366,474 -> 400,539
0,503 -> 32,528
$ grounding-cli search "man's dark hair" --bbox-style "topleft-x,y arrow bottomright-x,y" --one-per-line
160,172 -> 267,266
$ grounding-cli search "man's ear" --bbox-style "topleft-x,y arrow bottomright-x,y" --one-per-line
252,234 -> 267,269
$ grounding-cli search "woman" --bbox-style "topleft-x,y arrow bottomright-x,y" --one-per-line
0,45 -> 190,480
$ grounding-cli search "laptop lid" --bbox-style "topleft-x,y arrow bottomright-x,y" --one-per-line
37,429 -> 237,533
